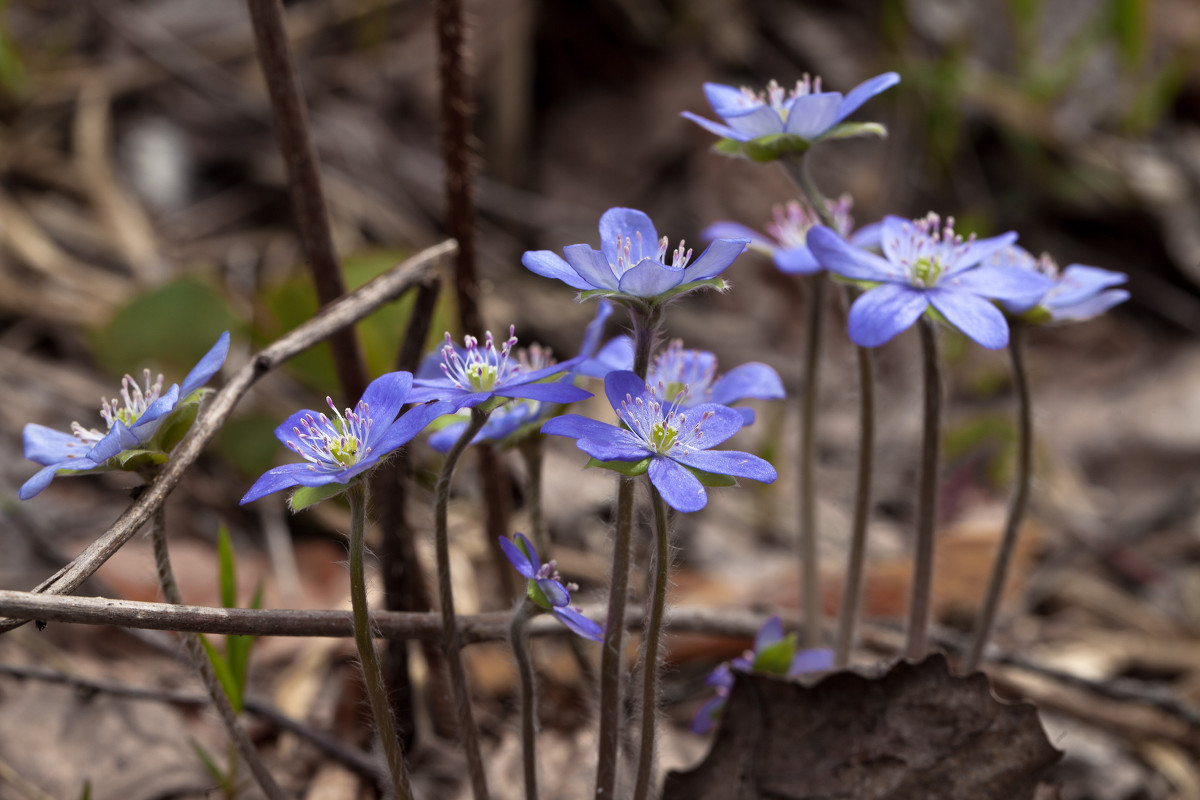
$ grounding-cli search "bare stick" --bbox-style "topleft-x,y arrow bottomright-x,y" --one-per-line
0,241 -> 454,633
245,0 -> 369,401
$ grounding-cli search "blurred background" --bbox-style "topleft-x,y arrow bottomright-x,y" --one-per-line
1,0 -> 1199,797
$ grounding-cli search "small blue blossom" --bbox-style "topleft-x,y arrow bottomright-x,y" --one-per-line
703,196 -> 881,276
407,326 -> 593,412
691,616 -> 833,735
20,331 -> 231,500
983,245 -> 1130,323
240,371 -> 448,505
522,208 -> 748,303
681,72 -> 900,160
580,338 -> 784,425
541,371 -> 777,513
808,213 -> 1055,349
500,533 -> 604,641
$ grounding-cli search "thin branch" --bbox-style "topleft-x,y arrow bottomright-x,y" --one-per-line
0,240 -> 455,634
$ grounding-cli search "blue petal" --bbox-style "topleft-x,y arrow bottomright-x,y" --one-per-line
690,694 -> 727,736
541,413 -> 621,443
239,463 -> 315,504
648,457 -> 708,513
542,415 -> 649,462
1050,288 -> 1129,321
755,616 -> 784,650
773,246 -> 821,275
679,111 -> 743,141
709,363 -> 785,406
879,215 -> 914,265
497,381 -> 592,404
274,408 -> 324,445
682,237 -> 747,283
721,104 -> 787,138
553,606 -> 604,642
563,244 -> 618,291
949,266 -> 1053,307
849,222 -> 883,250
617,259 -> 683,297
576,336 -> 633,379
128,383 -> 182,443
788,647 -> 835,677
537,578 -> 570,608
371,399 -> 452,456
360,371 -> 414,429
927,288 -> 1010,349
949,232 -> 1019,275
784,92 -> 843,138
1047,265 -> 1127,308
847,284 -> 929,347
180,331 -> 231,396
703,83 -> 756,117
807,225 -> 902,281
577,301 -> 614,359
604,371 -> 649,414
673,449 -> 777,483
499,535 -> 536,578
834,72 -> 901,124
88,421 -> 132,462
522,250 -> 596,291
701,222 -> 776,256
599,208 -> 658,269
677,403 -> 745,449
19,458 -> 101,500
23,424 -> 79,465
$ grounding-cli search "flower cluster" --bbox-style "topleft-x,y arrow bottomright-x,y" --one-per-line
691,616 -> 833,735
20,331 -> 230,499
501,533 -> 603,641
542,371 -> 777,513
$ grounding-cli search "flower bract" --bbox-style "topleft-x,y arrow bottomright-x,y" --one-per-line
691,616 -> 833,734
500,533 -> 604,641
807,213 -> 1055,349
983,245 -> 1130,323
407,326 -> 592,412
579,338 -> 784,425
20,331 -> 231,500
681,72 -> 900,160
239,371 -> 448,507
541,371 -> 777,513
521,207 -> 748,304
703,195 -> 881,276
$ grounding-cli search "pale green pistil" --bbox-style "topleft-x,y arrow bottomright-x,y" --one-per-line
467,363 -> 499,392
650,422 -> 679,453
913,256 -> 942,288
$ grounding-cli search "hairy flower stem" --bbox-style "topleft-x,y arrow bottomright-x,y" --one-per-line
595,306 -> 660,800
786,155 -> 878,661
797,274 -> 826,648
519,435 -> 548,556
436,407 -> 492,800
148,503 -> 290,800
346,483 -> 413,800
632,489 -> 671,800
907,318 -> 943,660
510,598 -> 540,800
965,322 -> 1032,672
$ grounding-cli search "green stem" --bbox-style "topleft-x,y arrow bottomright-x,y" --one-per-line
965,322 -> 1032,672
594,305 -> 660,800
148,504 -> 290,800
346,483 -> 413,800
510,598 -> 540,800
907,318 -> 943,660
835,326 -> 876,668
632,488 -> 671,800
436,407 -> 492,800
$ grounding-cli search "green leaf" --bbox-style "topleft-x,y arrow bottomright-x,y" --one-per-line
112,449 -> 168,470
76,780 -> 92,800
198,634 -> 243,712
213,413 -> 286,480
584,456 -> 650,477
818,122 -> 888,142
1109,0 -> 1147,71
743,133 -> 810,163
714,138 -> 747,158
289,481 -> 348,511
651,278 -> 728,306
191,740 -> 227,786
527,581 -> 554,610
217,525 -> 237,610
753,634 -> 797,675
155,399 -> 201,455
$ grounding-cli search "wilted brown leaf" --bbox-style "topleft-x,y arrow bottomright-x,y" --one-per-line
664,654 -> 1061,800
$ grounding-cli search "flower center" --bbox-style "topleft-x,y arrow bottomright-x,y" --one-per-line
617,381 -> 714,457
287,397 -> 373,472
913,256 -> 941,287
651,341 -> 716,402
612,232 -> 693,276
892,213 -> 977,289
70,369 -> 165,449
441,327 -> 520,392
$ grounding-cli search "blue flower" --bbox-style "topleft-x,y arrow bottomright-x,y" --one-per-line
500,533 -> 604,641
703,196 -> 881,276
407,326 -> 593,412
681,73 -> 900,160
20,331 -> 231,500
541,371 -> 777,513
521,208 -> 748,302
983,245 -> 1130,323
240,371 -> 449,505
691,616 -> 833,735
807,213 -> 1055,349
579,338 -> 784,425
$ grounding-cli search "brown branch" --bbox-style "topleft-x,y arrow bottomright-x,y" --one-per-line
0,240 -> 455,634
245,0 -> 369,401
